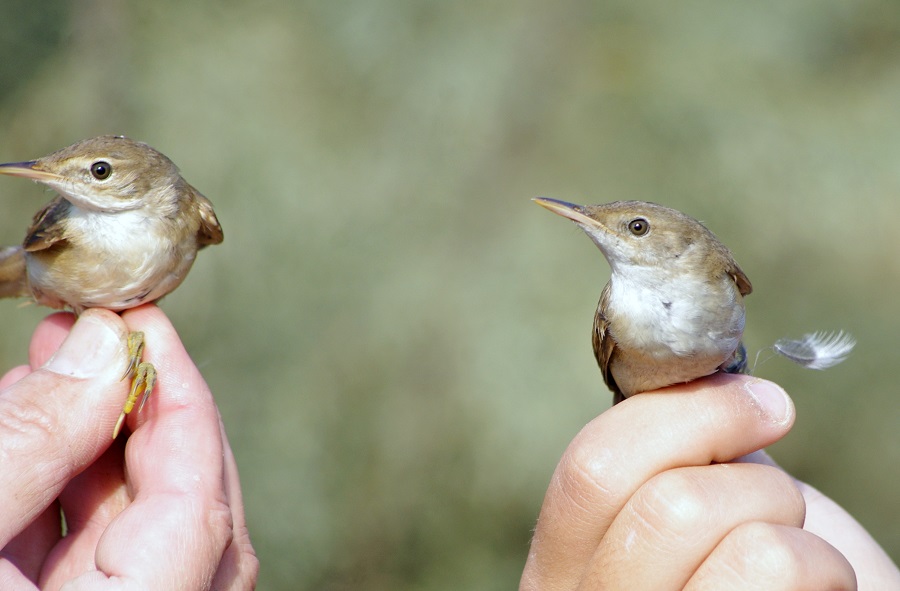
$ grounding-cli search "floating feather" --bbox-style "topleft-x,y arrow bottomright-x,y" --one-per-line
773,331 -> 856,370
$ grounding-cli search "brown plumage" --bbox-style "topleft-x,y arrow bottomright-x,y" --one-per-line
0,136 -> 221,313
0,135 -> 223,437
592,270 -> 752,404
536,198 -> 751,404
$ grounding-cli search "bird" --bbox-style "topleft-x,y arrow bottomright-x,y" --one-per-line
0,135 -> 223,436
534,198 -> 852,404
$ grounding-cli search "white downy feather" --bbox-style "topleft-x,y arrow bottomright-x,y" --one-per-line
773,331 -> 856,370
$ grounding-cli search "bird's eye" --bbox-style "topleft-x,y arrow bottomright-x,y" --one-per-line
627,218 -> 650,236
90,161 -> 112,180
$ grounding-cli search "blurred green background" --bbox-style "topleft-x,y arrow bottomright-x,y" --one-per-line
1,1 -> 898,588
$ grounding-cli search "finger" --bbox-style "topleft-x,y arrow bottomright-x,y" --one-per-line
0,309 -> 130,548
0,503 -> 63,583
211,422 -> 259,590
38,437 -> 131,587
60,304 -> 234,590
584,463 -> 805,589
741,450 -> 900,587
797,481 -> 900,589
707,449 -> 894,589
685,523 -> 856,590
520,374 -> 794,591
0,366 -> 31,390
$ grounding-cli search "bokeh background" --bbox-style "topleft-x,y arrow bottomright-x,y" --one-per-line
1,1 -> 898,588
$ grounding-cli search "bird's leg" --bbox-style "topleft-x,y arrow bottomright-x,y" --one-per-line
113,331 -> 157,438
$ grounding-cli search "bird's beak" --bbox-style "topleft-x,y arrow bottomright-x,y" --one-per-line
533,197 -> 598,227
0,161 -> 64,182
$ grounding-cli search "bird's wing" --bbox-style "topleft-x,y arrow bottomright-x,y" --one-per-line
728,261 -> 752,297
592,283 -> 624,404
190,186 -> 223,247
23,197 -> 71,252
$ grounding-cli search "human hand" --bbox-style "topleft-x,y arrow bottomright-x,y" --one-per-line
520,373 -> 900,590
0,305 -> 258,590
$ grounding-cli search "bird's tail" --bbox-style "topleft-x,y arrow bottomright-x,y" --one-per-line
0,246 -> 28,299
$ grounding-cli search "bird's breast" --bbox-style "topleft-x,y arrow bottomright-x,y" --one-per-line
606,269 -> 745,359
25,208 -> 197,312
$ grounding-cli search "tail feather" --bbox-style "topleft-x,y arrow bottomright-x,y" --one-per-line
0,246 -> 28,299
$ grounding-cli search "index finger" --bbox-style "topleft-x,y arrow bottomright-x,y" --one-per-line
79,305 -> 233,589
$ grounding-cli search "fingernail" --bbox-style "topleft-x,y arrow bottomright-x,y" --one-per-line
743,378 -> 793,424
45,313 -> 125,378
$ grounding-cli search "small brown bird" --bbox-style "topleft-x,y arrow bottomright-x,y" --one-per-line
535,198 -> 855,404
535,199 -> 858,410
0,135 -> 223,436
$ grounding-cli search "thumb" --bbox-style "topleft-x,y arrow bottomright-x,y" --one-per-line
0,309 -> 130,546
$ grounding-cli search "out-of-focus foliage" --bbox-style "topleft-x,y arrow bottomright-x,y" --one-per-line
1,1 -> 898,588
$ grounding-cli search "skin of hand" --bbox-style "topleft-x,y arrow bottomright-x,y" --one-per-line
0,305 -> 258,590
520,373 -> 900,591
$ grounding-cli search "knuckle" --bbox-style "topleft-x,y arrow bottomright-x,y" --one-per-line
210,508 -> 260,589
726,522 -> 805,584
632,470 -> 709,536
0,385 -> 70,492
240,544 -> 260,586
208,497 -> 236,547
0,387 -> 58,451
755,465 -> 806,525
558,438 -> 620,509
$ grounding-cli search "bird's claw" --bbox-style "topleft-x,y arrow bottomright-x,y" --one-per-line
113,331 -> 157,439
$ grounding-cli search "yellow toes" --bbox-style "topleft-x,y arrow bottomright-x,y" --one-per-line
113,331 -> 157,439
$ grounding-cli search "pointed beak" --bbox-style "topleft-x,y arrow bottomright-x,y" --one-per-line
533,197 -> 599,227
0,161 -> 63,182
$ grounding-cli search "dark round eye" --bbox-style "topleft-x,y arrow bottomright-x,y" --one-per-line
90,161 -> 112,180
627,217 -> 650,236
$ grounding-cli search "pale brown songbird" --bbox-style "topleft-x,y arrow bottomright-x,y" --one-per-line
0,135 -> 223,436
534,198 -> 853,404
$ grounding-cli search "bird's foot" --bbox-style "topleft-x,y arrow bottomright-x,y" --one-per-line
113,331 -> 157,438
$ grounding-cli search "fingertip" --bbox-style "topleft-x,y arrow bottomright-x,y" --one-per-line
43,311 -> 128,380
661,373 -> 795,434
120,304 -> 202,401
29,310 -> 129,371
741,378 -> 794,427
120,304 -> 177,339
